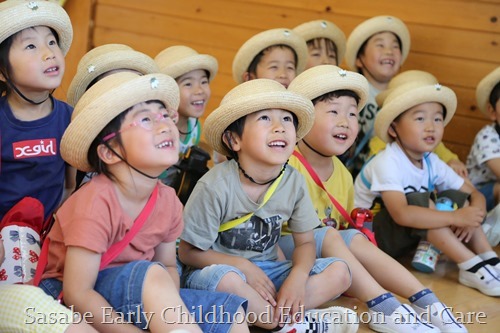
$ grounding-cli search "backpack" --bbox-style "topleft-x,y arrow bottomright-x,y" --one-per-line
0,197 -> 52,284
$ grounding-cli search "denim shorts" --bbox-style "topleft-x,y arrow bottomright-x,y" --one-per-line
478,181 -> 496,211
278,227 -> 363,259
40,260 -> 246,333
185,257 -> 338,293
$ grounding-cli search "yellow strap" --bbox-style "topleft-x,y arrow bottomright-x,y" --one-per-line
218,172 -> 284,232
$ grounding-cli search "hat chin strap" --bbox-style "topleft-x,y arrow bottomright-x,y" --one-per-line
3,73 -> 52,105
103,142 -> 159,179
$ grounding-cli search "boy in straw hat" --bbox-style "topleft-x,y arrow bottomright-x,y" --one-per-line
39,72 -> 249,333
179,79 -> 358,333
293,19 -> 346,69
0,238 -> 98,332
343,15 -> 410,175
353,80 -> 500,297
67,43 -> 160,187
287,65 -> 464,333
0,0 -> 74,221
369,70 -> 468,177
466,66 -> 500,246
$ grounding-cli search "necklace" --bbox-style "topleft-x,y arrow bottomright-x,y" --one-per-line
178,119 -> 199,135
238,161 -> 288,185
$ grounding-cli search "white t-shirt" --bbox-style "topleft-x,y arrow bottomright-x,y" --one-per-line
466,123 -> 500,187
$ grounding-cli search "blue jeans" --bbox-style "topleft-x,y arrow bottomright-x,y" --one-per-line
40,260 -> 247,332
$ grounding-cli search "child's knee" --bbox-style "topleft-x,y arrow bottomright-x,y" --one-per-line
217,271 -> 247,292
324,260 -> 351,288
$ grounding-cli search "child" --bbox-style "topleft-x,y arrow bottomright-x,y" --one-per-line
179,79 -> 358,333
67,43 -> 159,107
353,80 -> 500,297
287,65 -> 463,333
466,67 -> 500,246
0,0 -> 75,221
370,70 -> 468,177
155,45 -> 217,154
0,238 -> 98,332
39,72 -> 249,333
293,19 -> 346,68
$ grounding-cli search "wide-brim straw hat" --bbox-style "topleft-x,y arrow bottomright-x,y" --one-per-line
155,45 -> 218,82
232,28 -> 308,84
61,72 -> 180,172
375,81 -> 456,143
0,0 -> 73,55
67,44 -> 159,106
205,79 -> 314,156
345,15 -> 410,71
376,70 -> 438,106
288,65 -> 369,111
293,20 -> 347,65
476,67 -> 500,114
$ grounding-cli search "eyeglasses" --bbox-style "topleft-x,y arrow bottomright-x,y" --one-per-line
102,108 -> 178,142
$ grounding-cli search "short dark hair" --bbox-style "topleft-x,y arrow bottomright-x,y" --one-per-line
312,89 -> 360,106
247,45 -> 298,76
489,82 -> 500,109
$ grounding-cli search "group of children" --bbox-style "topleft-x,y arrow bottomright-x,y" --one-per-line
0,1 -> 499,333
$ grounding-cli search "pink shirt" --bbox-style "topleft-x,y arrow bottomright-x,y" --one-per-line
43,174 -> 183,280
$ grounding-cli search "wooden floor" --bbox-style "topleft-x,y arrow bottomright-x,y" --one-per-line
252,245 -> 500,333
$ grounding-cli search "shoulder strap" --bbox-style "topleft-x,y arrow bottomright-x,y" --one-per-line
218,172 -> 284,232
292,150 -> 355,228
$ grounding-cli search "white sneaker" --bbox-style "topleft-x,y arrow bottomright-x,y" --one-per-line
369,304 -> 440,333
482,204 -> 500,246
305,306 -> 359,333
412,302 -> 468,332
458,265 -> 500,296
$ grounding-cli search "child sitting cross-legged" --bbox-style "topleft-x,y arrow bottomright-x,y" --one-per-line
353,80 -> 500,298
179,79 -> 358,333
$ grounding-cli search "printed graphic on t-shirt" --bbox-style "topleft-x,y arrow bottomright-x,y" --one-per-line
219,214 -> 282,252
12,139 -> 57,159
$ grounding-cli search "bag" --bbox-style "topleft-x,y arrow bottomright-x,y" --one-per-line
0,197 -> 53,284
168,145 -> 211,205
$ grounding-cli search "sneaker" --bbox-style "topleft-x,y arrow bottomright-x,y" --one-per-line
369,304 -> 440,333
482,204 -> 500,246
304,306 -> 359,333
458,265 -> 500,296
412,302 -> 468,332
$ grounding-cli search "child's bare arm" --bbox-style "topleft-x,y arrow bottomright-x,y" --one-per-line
486,157 -> 500,180
381,190 -> 483,229
153,241 -> 180,289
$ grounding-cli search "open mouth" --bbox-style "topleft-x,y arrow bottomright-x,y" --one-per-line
156,140 -> 174,149
268,140 -> 287,148
380,59 -> 395,66
44,66 -> 59,74
334,133 -> 348,141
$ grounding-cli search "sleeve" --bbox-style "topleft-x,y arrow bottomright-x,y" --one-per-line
430,154 -> 465,191
473,126 -> 500,165
434,142 -> 459,163
368,154 -> 406,193
368,135 -> 386,157
163,192 -> 184,243
287,172 -> 321,233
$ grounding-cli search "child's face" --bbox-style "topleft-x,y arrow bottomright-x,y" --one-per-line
248,47 -> 296,88
112,101 -> 180,173
232,109 -> 297,167
8,26 -> 65,93
389,102 -> 445,158
303,95 -> 359,156
487,98 -> 500,124
306,38 -> 338,69
355,31 -> 402,86
177,69 -> 211,120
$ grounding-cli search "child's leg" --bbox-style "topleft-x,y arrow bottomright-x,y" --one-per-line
427,227 -> 477,263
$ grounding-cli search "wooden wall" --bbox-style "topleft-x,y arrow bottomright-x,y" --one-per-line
59,0 -> 500,160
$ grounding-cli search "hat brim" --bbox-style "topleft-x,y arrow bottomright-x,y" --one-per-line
375,85 -> 456,143
288,65 -> 369,111
67,49 -> 160,106
205,79 -> 314,157
345,16 -> 410,71
232,28 -> 308,84
476,67 -> 500,114
61,73 -> 180,172
157,54 -> 218,82
0,1 -> 73,55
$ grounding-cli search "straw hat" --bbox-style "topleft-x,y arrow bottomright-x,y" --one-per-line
476,67 -> 500,114
293,20 -> 347,65
376,70 -> 438,106
345,15 -> 410,71
67,44 -> 159,106
155,45 -> 218,82
0,0 -> 73,55
375,81 -> 456,143
288,65 -> 369,111
61,72 -> 180,172
205,79 -> 314,156
232,28 -> 308,84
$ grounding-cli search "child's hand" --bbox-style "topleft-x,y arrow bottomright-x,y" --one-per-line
452,206 -> 484,228
451,226 -> 476,243
275,275 -> 306,323
241,261 -> 277,306
448,159 -> 468,178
